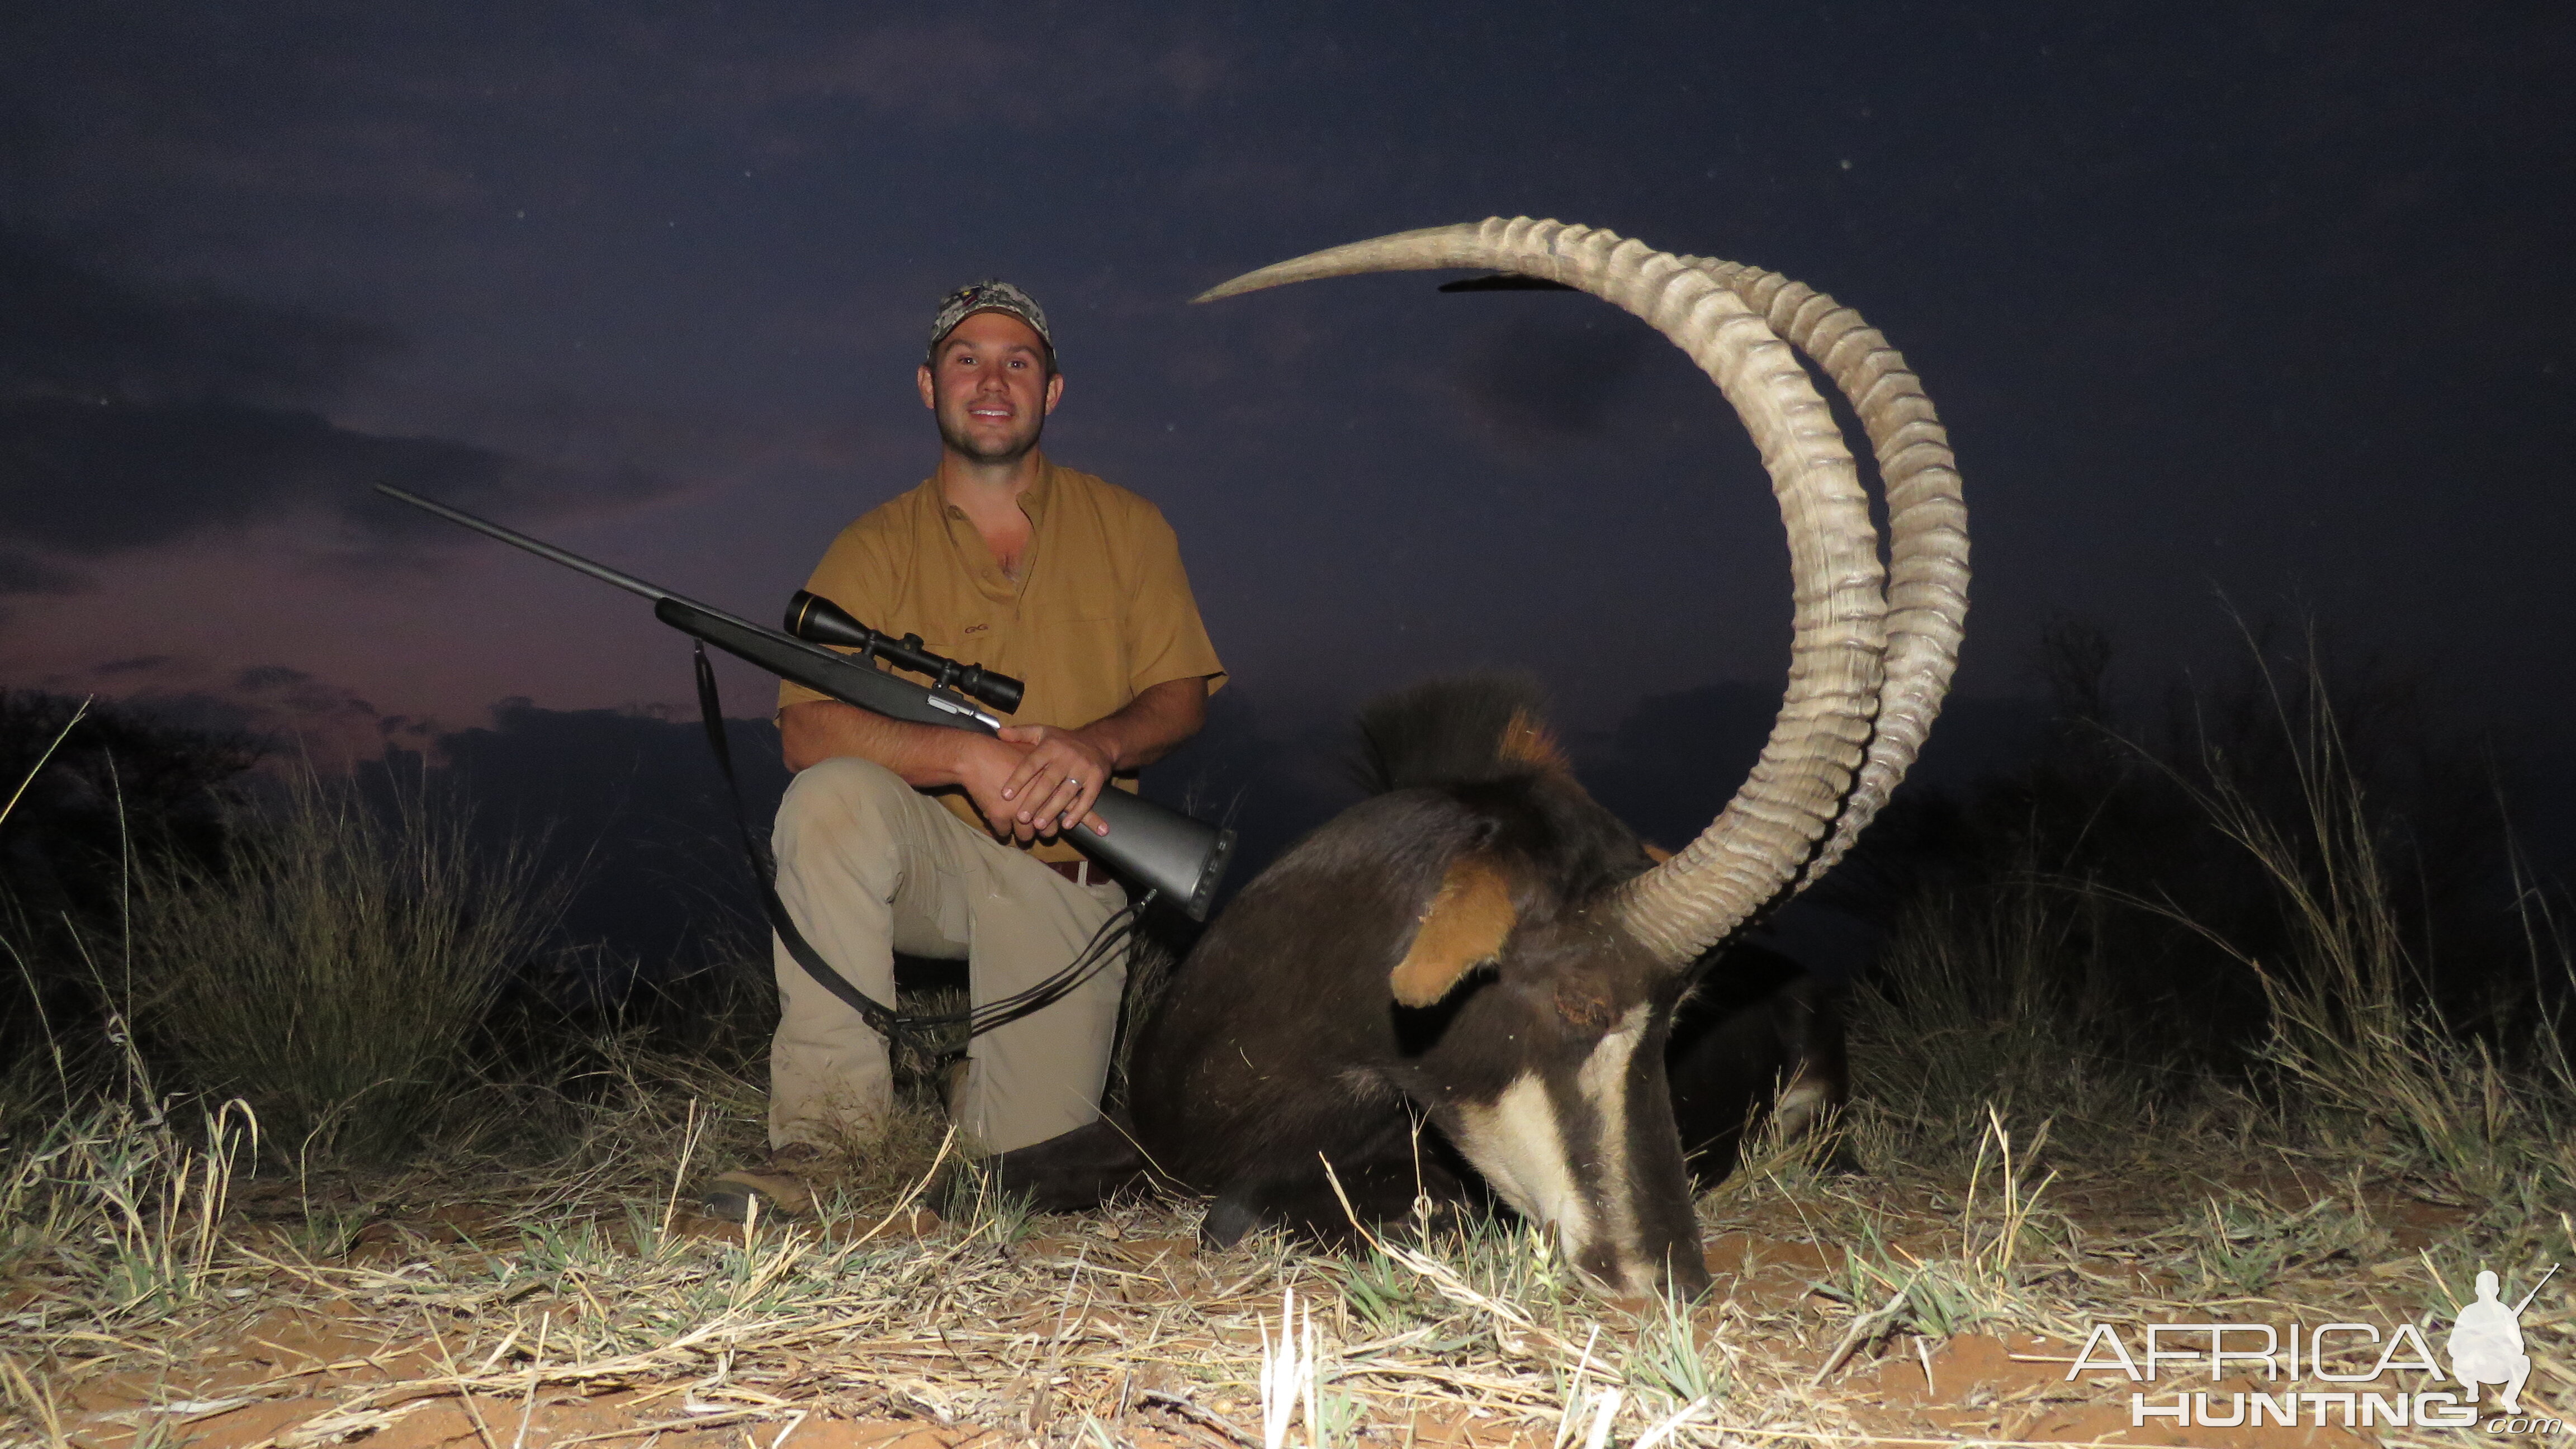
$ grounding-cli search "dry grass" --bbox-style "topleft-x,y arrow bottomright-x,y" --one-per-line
7,662 -> 2575,1446
5,1011 -> 2570,1449
5,1062 -> 2555,1443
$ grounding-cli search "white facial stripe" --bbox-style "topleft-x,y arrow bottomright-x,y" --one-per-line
1449,1003 -> 1655,1289
1572,1004 -> 1652,1270
1451,1074 -> 1592,1250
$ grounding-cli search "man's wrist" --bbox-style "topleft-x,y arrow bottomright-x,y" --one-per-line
1067,723 -> 1124,775
940,728 -> 1003,788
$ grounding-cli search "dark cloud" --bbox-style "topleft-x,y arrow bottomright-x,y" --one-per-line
0,8 -> 1234,226
0,226 -> 673,593
106,688 -> 266,741
0,226 -> 387,408
1451,318 -> 1653,447
0,548 -> 81,594
36,654 -> 397,766
93,654 -> 174,676
112,676 -> 387,769
1,393 -> 509,556
231,662 -> 378,720
724,19 -> 1230,124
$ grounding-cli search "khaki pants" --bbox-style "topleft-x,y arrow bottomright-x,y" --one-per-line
769,757 -> 1127,1155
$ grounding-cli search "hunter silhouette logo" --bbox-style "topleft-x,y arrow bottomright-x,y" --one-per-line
2067,1262 -> 2563,1431
2449,1265 -> 2553,1415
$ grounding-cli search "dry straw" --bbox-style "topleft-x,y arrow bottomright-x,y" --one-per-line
6,646 -> 2573,1448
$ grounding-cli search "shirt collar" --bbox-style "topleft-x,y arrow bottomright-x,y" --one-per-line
1016,452 -> 1054,523
920,451 -> 1054,523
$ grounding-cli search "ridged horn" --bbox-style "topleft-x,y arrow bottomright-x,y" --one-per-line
1677,257 -> 1970,879
1196,218 -> 1887,965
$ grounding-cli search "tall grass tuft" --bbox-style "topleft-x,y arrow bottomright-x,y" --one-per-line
1854,626 -> 2573,1213
2147,654 -> 2576,1209
134,768 -> 562,1163
1849,875 -> 2166,1164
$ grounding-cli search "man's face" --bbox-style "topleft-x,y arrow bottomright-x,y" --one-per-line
916,311 -> 1062,465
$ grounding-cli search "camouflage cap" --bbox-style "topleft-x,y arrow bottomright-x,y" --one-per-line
927,280 -> 1055,364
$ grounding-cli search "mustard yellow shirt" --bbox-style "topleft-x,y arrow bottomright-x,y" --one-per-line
780,456 -> 1227,860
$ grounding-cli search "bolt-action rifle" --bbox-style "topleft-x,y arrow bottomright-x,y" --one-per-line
375,485 -> 1235,920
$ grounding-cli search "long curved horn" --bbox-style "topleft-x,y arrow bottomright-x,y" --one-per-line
1678,258 -> 1970,878
1197,217 -> 1887,965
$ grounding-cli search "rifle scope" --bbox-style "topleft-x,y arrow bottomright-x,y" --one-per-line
786,590 -> 1025,714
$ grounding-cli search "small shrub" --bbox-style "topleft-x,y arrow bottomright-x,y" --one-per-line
134,769 -> 561,1164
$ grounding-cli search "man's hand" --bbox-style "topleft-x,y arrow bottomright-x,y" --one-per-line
929,732 -> 1074,842
992,677 -> 1209,838
780,676 -> 1209,842
995,724 -> 1115,838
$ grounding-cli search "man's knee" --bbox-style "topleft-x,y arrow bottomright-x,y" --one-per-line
776,756 -> 917,849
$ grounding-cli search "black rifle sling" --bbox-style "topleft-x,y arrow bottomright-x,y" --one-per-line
692,643 -> 913,1045
689,644 -> 1143,1048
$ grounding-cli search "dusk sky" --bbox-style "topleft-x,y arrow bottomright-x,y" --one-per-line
5,3 -> 2571,877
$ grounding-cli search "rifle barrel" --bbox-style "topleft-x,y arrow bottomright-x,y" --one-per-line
2513,1263 -> 2559,1315
377,485 -> 681,607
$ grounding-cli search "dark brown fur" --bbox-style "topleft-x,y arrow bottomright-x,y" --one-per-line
997,678 -> 1842,1295
1665,941 -> 1849,1183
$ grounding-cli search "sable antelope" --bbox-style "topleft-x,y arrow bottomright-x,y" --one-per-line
997,219 -> 1968,1298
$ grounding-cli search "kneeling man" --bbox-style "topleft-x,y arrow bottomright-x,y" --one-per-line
705,281 -> 1223,1219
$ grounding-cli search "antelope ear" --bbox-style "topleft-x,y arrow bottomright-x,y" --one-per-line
1391,853 -> 1517,1007
1642,841 -> 1673,864
1498,708 -> 1573,775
